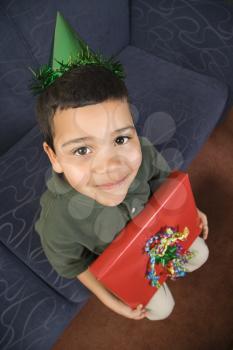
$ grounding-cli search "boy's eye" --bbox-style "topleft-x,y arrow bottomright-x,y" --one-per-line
72,135 -> 131,157
115,135 -> 131,145
72,146 -> 91,156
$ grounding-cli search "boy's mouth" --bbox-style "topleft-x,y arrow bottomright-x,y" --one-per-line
96,174 -> 129,190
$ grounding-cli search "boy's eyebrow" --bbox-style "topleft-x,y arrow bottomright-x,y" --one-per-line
61,125 -> 136,148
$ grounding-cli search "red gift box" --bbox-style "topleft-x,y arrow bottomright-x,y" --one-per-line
89,171 -> 202,309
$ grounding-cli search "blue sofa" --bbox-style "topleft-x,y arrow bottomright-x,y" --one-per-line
0,1 -> 231,349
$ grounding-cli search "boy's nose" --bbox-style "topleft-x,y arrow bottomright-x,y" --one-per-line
94,163 -> 121,176
92,152 -> 125,175
93,163 -> 128,187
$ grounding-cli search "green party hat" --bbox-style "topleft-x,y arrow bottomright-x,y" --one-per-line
29,11 -> 125,94
49,11 -> 92,70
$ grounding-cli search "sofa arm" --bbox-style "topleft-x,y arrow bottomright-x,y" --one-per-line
0,242 -> 87,350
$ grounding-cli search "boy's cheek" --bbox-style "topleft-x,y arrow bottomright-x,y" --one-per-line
63,166 -> 89,188
129,148 -> 142,172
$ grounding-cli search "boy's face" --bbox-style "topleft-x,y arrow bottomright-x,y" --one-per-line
43,98 -> 142,207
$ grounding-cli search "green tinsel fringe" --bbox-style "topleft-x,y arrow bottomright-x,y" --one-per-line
28,46 -> 126,95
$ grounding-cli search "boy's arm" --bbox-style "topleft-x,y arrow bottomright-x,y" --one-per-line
77,268 -> 147,320
77,268 -> 125,314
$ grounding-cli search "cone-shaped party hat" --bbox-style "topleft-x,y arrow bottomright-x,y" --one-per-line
29,11 -> 125,94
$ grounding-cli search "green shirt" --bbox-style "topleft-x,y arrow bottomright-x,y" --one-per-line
35,136 -> 171,279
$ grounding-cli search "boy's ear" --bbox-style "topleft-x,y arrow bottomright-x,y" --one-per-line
43,142 -> 63,173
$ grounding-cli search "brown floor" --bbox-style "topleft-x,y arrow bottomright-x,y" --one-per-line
53,106 -> 233,350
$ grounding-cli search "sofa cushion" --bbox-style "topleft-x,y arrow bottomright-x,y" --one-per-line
1,0 -> 129,63
0,242 -> 84,350
0,0 -> 130,155
117,45 -> 229,170
0,126 -> 94,303
130,0 -> 233,105
0,7 -> 37,156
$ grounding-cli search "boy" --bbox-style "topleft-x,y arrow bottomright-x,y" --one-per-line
34,13 -> 209,322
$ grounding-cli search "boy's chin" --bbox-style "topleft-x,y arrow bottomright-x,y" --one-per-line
94,191 -> 127,207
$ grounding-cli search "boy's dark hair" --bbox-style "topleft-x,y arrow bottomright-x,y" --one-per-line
36,64 -> 130,152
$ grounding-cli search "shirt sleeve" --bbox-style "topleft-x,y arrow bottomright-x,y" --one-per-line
40,236 -> 98,278
35,196 -> 98,279
140,136 -> 171,193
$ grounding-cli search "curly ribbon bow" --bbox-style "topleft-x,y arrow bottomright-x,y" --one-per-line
144,226 -> 196,288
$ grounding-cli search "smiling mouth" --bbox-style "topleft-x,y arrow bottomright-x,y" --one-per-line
96,175 -> 129,190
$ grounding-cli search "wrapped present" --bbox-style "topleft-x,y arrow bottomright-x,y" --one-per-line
89,171 -> 202,309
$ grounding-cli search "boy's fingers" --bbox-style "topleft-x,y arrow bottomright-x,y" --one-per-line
203,225 -> 208,238
134,313 -> 145,320
135,305 -> 142,311
203,231 -> 208,239
199,220 -> 209,240
133,305 -> 147,319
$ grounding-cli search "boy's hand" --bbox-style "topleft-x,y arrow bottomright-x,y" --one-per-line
115,299 -> 148,320
197,208 -> 209,240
